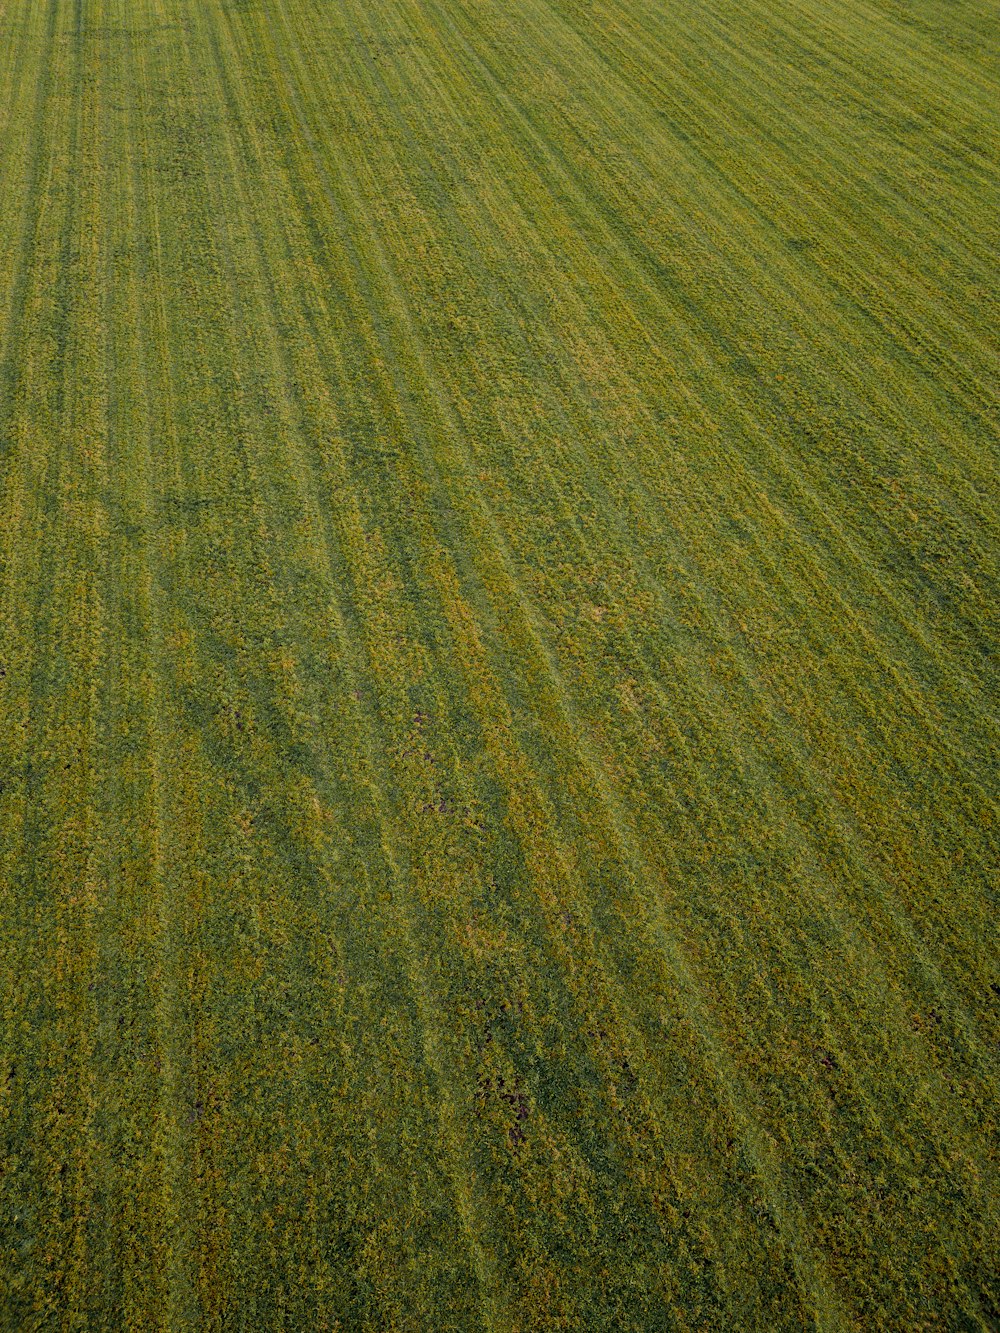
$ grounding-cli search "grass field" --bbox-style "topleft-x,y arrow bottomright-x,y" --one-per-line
0,0 -> 997,1325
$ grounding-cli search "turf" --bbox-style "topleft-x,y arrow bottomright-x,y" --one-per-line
0,0 -> 997,1326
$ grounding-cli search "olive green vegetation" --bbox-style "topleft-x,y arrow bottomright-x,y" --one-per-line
0,0 -> 997,1325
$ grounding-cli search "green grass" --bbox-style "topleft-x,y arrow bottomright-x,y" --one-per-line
0,0 -> 997,1325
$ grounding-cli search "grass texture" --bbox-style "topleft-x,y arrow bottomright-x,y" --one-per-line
0,0 -> 998,1326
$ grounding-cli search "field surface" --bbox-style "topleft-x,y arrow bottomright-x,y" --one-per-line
0,0 -> 998,1326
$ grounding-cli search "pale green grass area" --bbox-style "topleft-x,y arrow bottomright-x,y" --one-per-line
0,0 -> 997,1326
